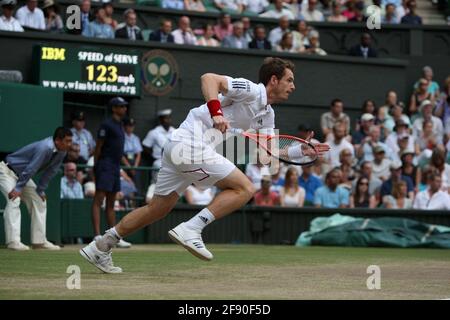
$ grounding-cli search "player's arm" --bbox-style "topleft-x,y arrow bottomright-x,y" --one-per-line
201,73 -> 230,133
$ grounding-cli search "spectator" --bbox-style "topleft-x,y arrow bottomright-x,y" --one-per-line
372,146 -> 391,181
185,185 -> 215,205
327,0 -> 348,22
355,161 -> 382,200
303,29 -> 327,56
70,111 -> 96,163
409,80 -> 434,122
197,23 -> 220,47
353,113 -> 375,146
416,120 -> 443,159
413,173 -> 450,209
270,164 -> 284,194
275,32 -> 298,53
357,125 -> 394,163
400,0 -> 422,24
395,0 -> 408,22
338,148 -> 357,190
360,99 -> 378,121
42,0 -> 63,32
320,98 -> 351,140
395,132 -> 414,163
325,123 -> 355,168
15,0 -> 45,30
162,0 -> 185,9
380,160 -> 414,199
342,0 -> 357,20
401,149 -> 420,188
102,2 -> 118,30
91,97 -> 131,248
213,12 -> 233,42
82,7 -> 114,39
314,168 -> 350,208
214,0 -> 244,13
280,167 -> 305,207
0,127 -> 72,250
142,108 -> 174,169
350,176 -> 377,208
378,90 -> 403,124
301,0 -> 325,21
348,33 -> 378,58
172,16 -> 197,45
291,20 -> 310,50
299,164 -> 322,206
248,24 -> 272,50
412,100 -> 444,140
119,169 -> 137,209
184,0 -> 206,12
428,148 -> 450,192
383,180 -> 413,209
64,143 -> 85,184
382,103 -> 411,135
61,162 -> 84,199
222,21 -> 249,49
122,118 -> 142,180
434,76 -> 450,138
0,0 -> 24,32
260,0 -> 295,19
382,3 -> 399,23
241,16 -> 253,43
254,175 -> 281,206
386,119 -> 418,158
79,0 -> 92,34
348,1 -> 365,22
149,19 -> 174,43
245,161 -> 269,191
244,0 -> 269,14
268,15 -> 291,48
115,9 -> 143,41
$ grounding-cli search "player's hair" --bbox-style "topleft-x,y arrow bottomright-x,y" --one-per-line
53,127 -> 73,141
258,57 -> 295,86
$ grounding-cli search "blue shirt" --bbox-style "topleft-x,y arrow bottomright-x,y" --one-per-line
6,137 -> 66,195
299,174 -> 323,203
82,20 -> 115,39
401,14 -> 422,25
60,176 -> 84,199
70,128 -> 96,161
97,118 -> 125,166
314,185 -> 350,208
380,175 -> 414,198
124,132 -> 143,159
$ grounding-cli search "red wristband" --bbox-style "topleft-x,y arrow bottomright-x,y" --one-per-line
207,99 -> 223,117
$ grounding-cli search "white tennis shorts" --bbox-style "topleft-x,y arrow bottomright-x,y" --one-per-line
154,140 -> 236,196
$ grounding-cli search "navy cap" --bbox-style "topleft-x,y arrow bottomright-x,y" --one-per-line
124,117 -> 136,126
72,110 -> 85,121
108,96 -> 128,107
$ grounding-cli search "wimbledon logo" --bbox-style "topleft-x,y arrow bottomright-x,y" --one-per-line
141,50 -> 179,96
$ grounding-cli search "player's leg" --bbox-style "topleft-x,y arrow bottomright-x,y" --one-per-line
91,190 -> 106,236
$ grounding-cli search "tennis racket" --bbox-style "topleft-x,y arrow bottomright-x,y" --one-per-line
228,128 -> 330,166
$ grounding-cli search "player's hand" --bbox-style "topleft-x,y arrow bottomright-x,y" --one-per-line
212,115 -> 230,133
8,190 -> 21,201
305,142 -> 330,157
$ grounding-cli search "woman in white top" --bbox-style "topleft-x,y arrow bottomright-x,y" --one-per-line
184,0 -> 206,12
383,180 -> 413,209
275,32 -> 299,53
280,167 -> 305,207
197,23 -> 220,47
185,185 -> 214,205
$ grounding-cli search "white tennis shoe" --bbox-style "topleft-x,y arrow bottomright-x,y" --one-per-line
116,239 -> 132,248
168,222 -> 213,261
79,241 -> 122,274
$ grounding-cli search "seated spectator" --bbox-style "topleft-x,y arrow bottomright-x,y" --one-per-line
320,98 -> 351,140
260,0 -> 295,19
214,0 -> 244,13
395,132 -> 414,162
383,180 -> 413,209
291,20 -> 310,50
348,1 -> 366,22
353,113 -> 375,146
357,125 -> 395,163
401,149 -> 420,188
299,164 -> 322,206
280,167 -> 305,207
338,149 -> 357,190
63,143 -> 86,184
82,7 -> 114,39
400,0 -> 422,25
270,163 -> 284,193
416,120 -> 443,163
412,100 -> 444,141
342,0 -> 357,20
327,1 -> 348,22
122,118 -> 142,179
213,12 -> 233,42
197,23 -> 220,47
428,148 -> 450,192
396,0 -> 408,22
246,161 -> 269,190
16,0 -> 45,30
42,0 -> 63,32
162,0 -> 185,10
61,162 -> 84,199
380,160 -> 414,199
383,103 -> 411,136
102,2 -> 118,30
360,99 -> 379,121
185,185 -> 215,205
254,176 -> 281,206
325,123 -> 355,168
275,32 -> 298,53
149,19 -> 174,43
78,0 -> 92,35
172,16 -> 197,45
115,9 -> 143,40
70,111 -> 96,163
372,146 -> 391,181
184,0 -> 206,12
302,30 -> 327,56
355,161 -> 382,201
350,176 -> 377,208
385,120 -> 417,156
301,0 -> 325,21
348,33 -> 378,58
378,90 -> 404,125
413,173 -> 450,209
249,24 -> 272,50
241,16 -> 253,43
314,168 -> 350,208
244,0 -> 269,15
222,21 -> 248,49
434,76 -> 450,138
409,79 -> 434,122
268,15 -> 291,48
120,169 -> 137,208
0,0 -> 24,32
382,3 -> 399,24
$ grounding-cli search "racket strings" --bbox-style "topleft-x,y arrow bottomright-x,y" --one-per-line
271,137 -> 317,165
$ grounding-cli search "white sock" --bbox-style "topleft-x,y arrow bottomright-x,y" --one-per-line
184,208 -> 216,232
95,227 -> 121,252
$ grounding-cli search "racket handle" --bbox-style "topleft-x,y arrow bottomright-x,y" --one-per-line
227,128 -> 244,135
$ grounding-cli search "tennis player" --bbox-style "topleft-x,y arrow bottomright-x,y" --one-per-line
80,57 -> 330,273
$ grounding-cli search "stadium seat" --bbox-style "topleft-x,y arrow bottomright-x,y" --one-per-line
141,29 -> 153,41
203,0 -> 221,13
